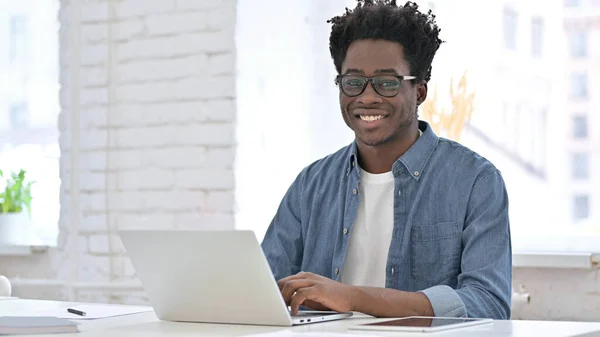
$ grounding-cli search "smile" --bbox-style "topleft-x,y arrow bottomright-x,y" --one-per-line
359,115 -> 385,122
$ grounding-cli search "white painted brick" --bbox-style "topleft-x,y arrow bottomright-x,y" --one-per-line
80,44 -> 107,67
204,147 -> 235,168
205,99 -> 235,122
88,235 -> 126,255
79,130 -> 108,150
79,255 -> 111,281
175,76 -> 235,100
116,213 -> 176,230
81,2 -> 110,23
110,149 -> 144,170
174,169 -> 234,189
116,127 -> 174,148
76,290 -> 110,304
80,213 -> 109,233
174,212 -> 234,229
116,0 -> 176,19
146,12 -> 207,36
79,236 -> 88,254
115,55 -> 208,83
113,19 -> 146,41
115,82 -> 174,103
116,31 -> 234,61
108,192 -> 145,212
79,152 -> 108,171
80,107 -> 108,130
80,66 -> 108,87
80,192 -> 107,213
206,1 -> 236,30
117,168 -> 175,190
80,88 -> 109,107
80,172 -> 116,191
143,191 -> 206,211
58,111 -> 70,131
146,147 -> 206,168
176,124 -> 235,146
112,102 -> 208,127
59,87 -> 70,111
81,24 -> 107,44
177,0 -> 224,11
208,53 -> 235,76
206,191 -> 235,212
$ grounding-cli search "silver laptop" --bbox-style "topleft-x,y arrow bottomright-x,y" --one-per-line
119,229 -> 353,326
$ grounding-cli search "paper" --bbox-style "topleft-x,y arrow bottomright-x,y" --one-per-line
16,304 -> 153,320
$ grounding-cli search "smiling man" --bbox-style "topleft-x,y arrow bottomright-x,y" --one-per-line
261,0 -> 512,320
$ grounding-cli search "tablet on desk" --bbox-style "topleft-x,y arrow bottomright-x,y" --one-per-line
348,316 -> 493,333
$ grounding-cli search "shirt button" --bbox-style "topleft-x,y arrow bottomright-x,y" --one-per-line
391,267 -> 395,275
398,189 -> 402,196
351,161 -> 355,167
352,188 -> 358,195
343,228 -> 348,235
414,171 -> 420,176
335,268 -> 340,275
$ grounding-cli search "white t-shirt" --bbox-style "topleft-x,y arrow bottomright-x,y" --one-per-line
340,130 -> 422,287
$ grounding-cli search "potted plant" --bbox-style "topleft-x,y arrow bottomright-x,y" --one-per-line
0,169 -> 34,245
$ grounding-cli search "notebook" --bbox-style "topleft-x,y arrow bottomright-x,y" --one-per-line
0,316 -> 79,335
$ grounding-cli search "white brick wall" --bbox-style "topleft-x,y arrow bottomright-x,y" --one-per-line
4,0 -> 237,304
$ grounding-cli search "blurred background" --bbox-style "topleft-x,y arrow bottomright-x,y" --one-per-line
0,0 -> 598,321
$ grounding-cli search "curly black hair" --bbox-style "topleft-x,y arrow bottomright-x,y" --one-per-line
328,0 -> 444,82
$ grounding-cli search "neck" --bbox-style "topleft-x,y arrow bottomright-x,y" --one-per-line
356,125 -> 420,174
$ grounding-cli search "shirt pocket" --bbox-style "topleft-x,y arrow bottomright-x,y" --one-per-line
410,221 -> 462,285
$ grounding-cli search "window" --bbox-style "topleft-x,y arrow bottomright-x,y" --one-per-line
531,17 -> 544,57
573,195 -> 589,221
503,7 -> 518,50
572,116 -> 588,139
9,15 -> 28,64
1,4 -> 60,245
571,152 -> 589,180
9,102 -> 29,130
570,72 -> 588,99
564,0 -> 581,6
569,30 -> 588,58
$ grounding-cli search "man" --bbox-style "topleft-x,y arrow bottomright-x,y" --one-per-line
261,0 -> 511,320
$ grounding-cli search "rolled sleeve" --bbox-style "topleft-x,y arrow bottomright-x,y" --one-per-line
420,285 -> 467,318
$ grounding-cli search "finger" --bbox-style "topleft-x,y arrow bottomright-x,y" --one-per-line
281,279 -> 315,305
277,272 -> 311,290
290,286 -> 319,316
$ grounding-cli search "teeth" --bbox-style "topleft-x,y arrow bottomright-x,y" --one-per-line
360,115 -> 384,122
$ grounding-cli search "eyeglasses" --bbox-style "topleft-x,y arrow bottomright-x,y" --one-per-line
335,74 -> 417,98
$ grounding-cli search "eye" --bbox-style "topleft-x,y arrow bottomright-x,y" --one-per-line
344,79 -> 364,87
379,80 -> 400,89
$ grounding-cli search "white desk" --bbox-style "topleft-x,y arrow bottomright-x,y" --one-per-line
2,299 -> 600,337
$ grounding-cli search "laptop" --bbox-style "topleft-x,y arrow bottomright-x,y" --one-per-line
118,229 -> 353,326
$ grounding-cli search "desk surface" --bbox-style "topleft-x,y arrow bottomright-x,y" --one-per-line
2,299 -> 600,337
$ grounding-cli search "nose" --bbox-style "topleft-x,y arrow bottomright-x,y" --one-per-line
357,80 -> 383,105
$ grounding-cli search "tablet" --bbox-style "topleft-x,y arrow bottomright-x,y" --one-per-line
348,316 -> 494,333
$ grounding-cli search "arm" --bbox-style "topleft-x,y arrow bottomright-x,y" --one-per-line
420,169 -> 512,319
261,170 -> 306,281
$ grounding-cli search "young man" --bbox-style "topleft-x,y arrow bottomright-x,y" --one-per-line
261,0 -> 511,320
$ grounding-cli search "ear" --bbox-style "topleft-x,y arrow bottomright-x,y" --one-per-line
416,82 -> 428,106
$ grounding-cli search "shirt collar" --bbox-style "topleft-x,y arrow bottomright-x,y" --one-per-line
347,120 -> 439,181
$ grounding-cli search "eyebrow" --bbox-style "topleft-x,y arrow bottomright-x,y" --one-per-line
344,68 -> 399,75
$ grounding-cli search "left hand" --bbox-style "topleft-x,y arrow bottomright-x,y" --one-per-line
277,272 -> 356,315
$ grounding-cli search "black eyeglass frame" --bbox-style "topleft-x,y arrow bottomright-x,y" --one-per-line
334,74 -> 418,98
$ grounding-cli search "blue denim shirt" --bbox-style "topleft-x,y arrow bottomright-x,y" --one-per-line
261,120 -> 512,319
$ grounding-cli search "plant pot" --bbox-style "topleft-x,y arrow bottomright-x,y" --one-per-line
0,212 -> 31,246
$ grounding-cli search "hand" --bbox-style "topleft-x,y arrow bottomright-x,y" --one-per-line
277,272 -> 356,315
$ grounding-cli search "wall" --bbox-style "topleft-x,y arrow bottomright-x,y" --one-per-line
1,0 -> 237,304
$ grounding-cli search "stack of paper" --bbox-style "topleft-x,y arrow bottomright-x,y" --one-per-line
0,316 -> 78,335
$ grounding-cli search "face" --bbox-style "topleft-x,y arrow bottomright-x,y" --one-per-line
339,39 -> 427,147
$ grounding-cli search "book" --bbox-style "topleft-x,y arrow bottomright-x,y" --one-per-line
0,316 -> 79,335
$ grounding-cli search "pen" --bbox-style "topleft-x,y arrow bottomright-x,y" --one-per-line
67,308 -> 86,316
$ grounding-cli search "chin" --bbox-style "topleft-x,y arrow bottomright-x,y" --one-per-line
357,135 -> 391,147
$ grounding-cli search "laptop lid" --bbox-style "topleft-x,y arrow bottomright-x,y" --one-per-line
119,229 -> 294,326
